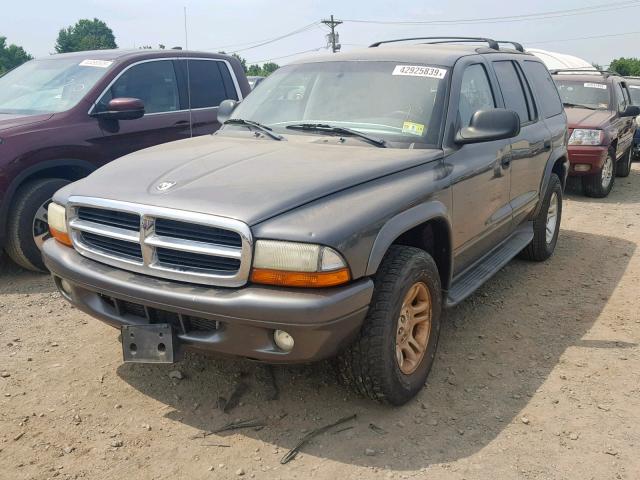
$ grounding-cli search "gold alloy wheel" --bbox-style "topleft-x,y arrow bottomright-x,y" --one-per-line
395,282 -> 432,375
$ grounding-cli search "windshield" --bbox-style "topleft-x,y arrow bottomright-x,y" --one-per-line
230,61 -> 449,146
627,84 -> 640,105
0,58 -> 112,115
554,79 -> 611,110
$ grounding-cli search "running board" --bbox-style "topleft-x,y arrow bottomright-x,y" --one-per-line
446,226 -> 533,307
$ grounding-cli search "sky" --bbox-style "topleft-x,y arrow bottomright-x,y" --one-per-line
2,0 -> 639,66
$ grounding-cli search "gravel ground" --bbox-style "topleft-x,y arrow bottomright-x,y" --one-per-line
1,165 -> 639,480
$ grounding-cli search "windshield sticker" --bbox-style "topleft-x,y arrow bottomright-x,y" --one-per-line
584,82 -> 607,90
393,65 -> 447,79
79,59 -> 113,68
402,121 -> 425,136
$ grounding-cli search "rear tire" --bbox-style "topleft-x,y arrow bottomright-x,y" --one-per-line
5,178 -> 70,272
616,147 -> 632,178
520,174 -> 562,262
582,149 -> 615,198
337,245 -> 442,406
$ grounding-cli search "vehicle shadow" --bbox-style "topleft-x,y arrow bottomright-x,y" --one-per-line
565,163 -> 640,203
0,255 -> 56,295
116,228 -> 634,470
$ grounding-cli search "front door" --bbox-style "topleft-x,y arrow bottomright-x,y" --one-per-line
92,59 -> 191,160
447,61 -> 513,275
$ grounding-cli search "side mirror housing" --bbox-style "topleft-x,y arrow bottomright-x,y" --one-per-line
455,109 -> 521,145
91,98 -> 145,120
217,99 -> 239,124
621,105 -> 640,117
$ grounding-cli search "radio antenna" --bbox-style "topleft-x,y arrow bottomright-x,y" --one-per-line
184,6 -> 193,138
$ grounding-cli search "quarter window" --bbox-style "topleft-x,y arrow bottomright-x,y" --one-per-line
493,61 -> 532,124
97,60 -> 179,114
186,60 -> 237,108
614,82 -> 627,112
458,64 -> 495,128
522,61 -> 563,118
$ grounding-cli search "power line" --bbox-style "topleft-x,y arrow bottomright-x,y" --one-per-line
204,22 -> 320,53
344,1 -> 640,25
246,46 -> 327,65
528,30 -> 640,45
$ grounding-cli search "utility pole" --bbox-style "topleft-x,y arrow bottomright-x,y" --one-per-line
321,14 -> 342,53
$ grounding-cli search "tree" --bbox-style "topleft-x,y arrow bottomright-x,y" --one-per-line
609,57 -> 640,76
261,62 -> 279,76
55,18 -> 117,53
219,51 -> 279,76
0,36 -> 32,74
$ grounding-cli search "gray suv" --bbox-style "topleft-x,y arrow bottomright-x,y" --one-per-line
43,37 -> 568,405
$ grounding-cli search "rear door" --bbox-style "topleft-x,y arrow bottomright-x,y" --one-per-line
93,59 -> 190,159
175,58 -> 242,136
492,60 -> 551,225
446,58 -> 513,274
614,80 -> 634,157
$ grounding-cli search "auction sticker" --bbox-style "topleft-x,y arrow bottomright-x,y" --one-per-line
584,82 -> 607,89
79,59 -> 114,68
402,121 -> 425,136
393,65 -> 447,79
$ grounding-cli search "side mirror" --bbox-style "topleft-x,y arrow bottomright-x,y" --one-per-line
91,98 -> 145,120
455,109 -> 521,145
621,105 -> 640,117
217,99 -> 239,124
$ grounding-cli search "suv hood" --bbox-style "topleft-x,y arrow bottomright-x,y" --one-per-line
60,134 -> 443,226
0,112 -> 54,132
565,107 -> 614,129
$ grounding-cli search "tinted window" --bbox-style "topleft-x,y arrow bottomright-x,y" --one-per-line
99,60 -> 179,114
614,82 -> 627,112
458,64 -> 495,128
187,60 -> 233,108
493,61 -> 531,124
523,61 -> 563,118
628,84 -> 640,105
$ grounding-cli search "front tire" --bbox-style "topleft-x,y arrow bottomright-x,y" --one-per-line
616,147 -> 632,178
337,246 -> 442,406
5,178 -> 70,272
520,173 -> 562,262
582,149 -> 615,197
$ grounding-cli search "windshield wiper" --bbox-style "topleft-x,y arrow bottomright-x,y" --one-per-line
562,102 -> 597,110
286,123 -> 386,148
224,118 -> 283,141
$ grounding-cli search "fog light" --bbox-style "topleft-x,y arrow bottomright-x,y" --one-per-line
273,330 -> 294,352
60,278 -> 73,295
574,164 -> 591,172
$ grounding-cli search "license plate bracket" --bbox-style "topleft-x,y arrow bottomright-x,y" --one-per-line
122,324 -> 175,363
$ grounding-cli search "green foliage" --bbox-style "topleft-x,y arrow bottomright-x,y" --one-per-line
609,57 -> 640,76
0,36 -> 32,74
55,18 -> 117,53
219,51 -> 279,77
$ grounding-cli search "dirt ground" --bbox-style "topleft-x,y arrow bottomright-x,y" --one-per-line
1,165 -> 639,480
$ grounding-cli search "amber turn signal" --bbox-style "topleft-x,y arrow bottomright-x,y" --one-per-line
50,226 -> 73,247
250,267 -> 351,288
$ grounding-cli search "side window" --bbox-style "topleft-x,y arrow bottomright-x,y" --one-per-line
187,60 -> 237,109
458,64 -> 495,128
522,61 -> 564,118
614,82 -> 626,112
493,61 -> 532,124
98,60 -> 179,114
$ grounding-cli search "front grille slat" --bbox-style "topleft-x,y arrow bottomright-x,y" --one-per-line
69,199 -> 251,286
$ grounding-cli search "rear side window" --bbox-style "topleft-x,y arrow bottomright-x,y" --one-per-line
458,64 -> 496,128
187,60 -> 237,109
523,61 -> 563,118
493,61 -> 534,124
614,82 -> 628,112
98,60 -> 180,114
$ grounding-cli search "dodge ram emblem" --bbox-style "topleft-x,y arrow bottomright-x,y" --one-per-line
156,181 -> 176,192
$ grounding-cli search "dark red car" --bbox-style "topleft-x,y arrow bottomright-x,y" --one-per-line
0,49 -> 250,270
552,70 -> 639,197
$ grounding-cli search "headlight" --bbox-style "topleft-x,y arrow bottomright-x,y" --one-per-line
569,129 -> 603,146
250,240 -> 350,287
47,202 -> 72,247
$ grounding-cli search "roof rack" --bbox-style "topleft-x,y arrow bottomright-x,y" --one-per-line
369,36 -> 500,49
495,40 -> 525,52
549,68 -> 618,78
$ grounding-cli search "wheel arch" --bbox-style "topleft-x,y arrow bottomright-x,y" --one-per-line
534,150 -> 569,217
365,202 -> 453,291
0,159 -> 95,246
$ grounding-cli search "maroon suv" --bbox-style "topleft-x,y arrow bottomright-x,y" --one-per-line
0,49 -> 250,271
552,70 -> 639,197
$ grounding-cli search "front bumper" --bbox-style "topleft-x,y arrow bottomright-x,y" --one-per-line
567,145 -> 608,176
43,240 -> 373,364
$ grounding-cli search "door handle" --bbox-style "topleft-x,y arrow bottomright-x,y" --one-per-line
544,140 -> 552,150
501,155 -> 512,168
174,120 -> 190,126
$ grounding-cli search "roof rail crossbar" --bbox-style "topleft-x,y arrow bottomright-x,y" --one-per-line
495,40 -> 525,52
369,36 -> 500,50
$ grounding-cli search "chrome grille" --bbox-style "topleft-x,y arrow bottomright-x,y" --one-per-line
67,196 -> 252,287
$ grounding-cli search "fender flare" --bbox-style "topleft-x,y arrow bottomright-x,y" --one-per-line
365,200 -> 453,285
534,147 -> 569,217
0,158 -> 96,245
